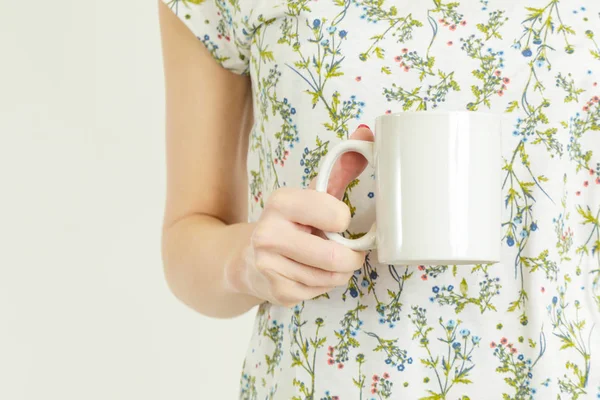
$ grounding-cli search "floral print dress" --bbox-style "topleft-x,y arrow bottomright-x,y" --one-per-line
163,0 -> 600,398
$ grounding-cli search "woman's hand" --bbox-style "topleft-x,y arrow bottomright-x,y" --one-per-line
229,126 -> 374,307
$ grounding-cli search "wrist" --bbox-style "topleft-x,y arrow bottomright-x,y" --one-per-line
222,222 -> 261,299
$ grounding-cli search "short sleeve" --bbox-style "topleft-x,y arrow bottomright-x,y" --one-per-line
162,0 -> 252,75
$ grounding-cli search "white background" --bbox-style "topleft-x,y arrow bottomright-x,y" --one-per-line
0,1 -> 255,398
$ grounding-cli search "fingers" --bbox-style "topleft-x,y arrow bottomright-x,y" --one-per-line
261,268 -> 333,308
309,124 -> 374,199
256,251 -> 354,287
251,218 -> 366,273
266,187 -> 351,233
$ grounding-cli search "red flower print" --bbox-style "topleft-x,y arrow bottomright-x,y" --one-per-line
327,358 -> 334,365
447,41 -> 453,46
371,382 -> 377,387
385,109 -> 392,114
418,265 -> 425,271
421,274 -> 428,281
217,34 -> 222,39
254,196 -> 258,202
438,18 -> 445,23
356,76 -> 362,82
394,55 -> 402,62
593,96 -> 599,102
332,397 -> 339,400
371,388 -> 377,394
328,346 -> 334,353
583,106 -> 589,112
225,36 -> 231,42
510,347 -> 518,354
576,191 -> 581,196
403,66 -> 410,72
495,70 -> 501,76
584,181 -> 589,187
450,24 -> 457,31
281,161 -> 285,166
383,372 -> 390,379
503,77 -> 510,84
274,159 -> 278,164
402,48 -> 408,54
596,177 -> 600,184
591,168 -> 596,175
541,287 -> 545,293
594,82 -> 598,87
338,363 -> 344,369
460,20 -> 467,26
500,337 -> 508,345
373,374 -> 379,381
507,343 -> 513,348
284,150 -> 289,156
498,90 -> 504,96
490,341 -> 496,348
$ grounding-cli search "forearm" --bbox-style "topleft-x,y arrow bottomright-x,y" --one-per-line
161,214 -> 264,318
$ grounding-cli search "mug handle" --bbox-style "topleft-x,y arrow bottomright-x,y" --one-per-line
315,140 -> 377,251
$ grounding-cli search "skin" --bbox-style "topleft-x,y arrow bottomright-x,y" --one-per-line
158,1 -> 372,318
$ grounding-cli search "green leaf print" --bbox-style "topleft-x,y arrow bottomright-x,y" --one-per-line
490,330 -> 546,400
476,10 -> 508,40
283,2 -> 367,139
501,0 -> 577,319
264,320 -> 284,375
521,250 -> 559,281
461,25 -> 510,111
564,99 -> 600,172
549,278 -> 594,398
434,265 -> 501,314
459,278 -> 468,297
290,304 -> 327,399
356,1 -> 423,62
409,308 -> 480,399
573,204 -> 600,309
240,369 -> 259,400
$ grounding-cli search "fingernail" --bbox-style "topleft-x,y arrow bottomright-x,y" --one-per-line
357,124 -> 370,130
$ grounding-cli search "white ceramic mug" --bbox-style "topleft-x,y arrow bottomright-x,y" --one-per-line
315,111 -> 502,265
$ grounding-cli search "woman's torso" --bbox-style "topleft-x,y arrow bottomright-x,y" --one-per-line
237,0 -> 600,398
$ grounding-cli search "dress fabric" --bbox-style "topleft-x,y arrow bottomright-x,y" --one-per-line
163,0 -> 600,398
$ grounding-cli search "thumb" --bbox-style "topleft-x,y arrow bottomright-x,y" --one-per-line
309,124 -> 374,199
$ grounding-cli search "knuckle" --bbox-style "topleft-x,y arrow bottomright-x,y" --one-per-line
304,267 -> 324,287
266,188 -> 290,212
353,251 -> 366,269
269,282 -> 288,303
327,246 -> 363,273
251,224 -> 272,250
331,201 -> 351,232
333,271 -> 352,286
326,244 -> 340,270
253,251 -> 268,272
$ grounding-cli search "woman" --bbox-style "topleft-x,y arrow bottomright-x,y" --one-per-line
158,0 -> 600,398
